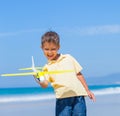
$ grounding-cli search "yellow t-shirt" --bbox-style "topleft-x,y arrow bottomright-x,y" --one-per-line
43,54 -> 88,98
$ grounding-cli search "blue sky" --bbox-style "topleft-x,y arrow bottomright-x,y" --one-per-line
0,0 -> 120,88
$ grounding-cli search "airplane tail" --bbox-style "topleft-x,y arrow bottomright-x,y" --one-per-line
31,56 -> 37,72
19,56 -> 42,71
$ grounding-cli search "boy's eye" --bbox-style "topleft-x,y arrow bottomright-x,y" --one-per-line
51,48 -> 56,51
44,48 -> 57,51
45,48 -> 49,51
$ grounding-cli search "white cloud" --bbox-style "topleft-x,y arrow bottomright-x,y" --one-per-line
79,25 -> 120,36
0,29 -> 43,37
0,25 -> 120,38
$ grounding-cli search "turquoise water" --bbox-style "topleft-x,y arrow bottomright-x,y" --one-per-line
0,84 -> 120,103
0,87 -> 54,96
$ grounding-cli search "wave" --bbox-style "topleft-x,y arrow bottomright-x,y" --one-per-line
93,87 -> 120,95
0,87 -> 120,103
0,94 -> 55,103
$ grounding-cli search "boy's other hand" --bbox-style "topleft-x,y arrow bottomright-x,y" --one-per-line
87,90 -> 96,102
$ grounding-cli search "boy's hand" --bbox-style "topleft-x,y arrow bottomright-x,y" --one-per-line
87,90 -> 96,102
33,75 -> 49,88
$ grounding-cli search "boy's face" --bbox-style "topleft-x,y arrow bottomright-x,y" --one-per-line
41,42 -> 60,61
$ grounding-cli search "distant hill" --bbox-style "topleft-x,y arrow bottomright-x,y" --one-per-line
86,72 -> 120,85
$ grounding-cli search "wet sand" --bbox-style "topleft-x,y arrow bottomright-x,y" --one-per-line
0,94 -> 120,116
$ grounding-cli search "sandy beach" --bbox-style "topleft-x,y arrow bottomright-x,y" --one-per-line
86,94 -> 120,116
0,94 -> 120,116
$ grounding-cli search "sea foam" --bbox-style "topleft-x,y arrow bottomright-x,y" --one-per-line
93,87 -> 120,95
0,94 -> 55,103
0,86 -> 120,103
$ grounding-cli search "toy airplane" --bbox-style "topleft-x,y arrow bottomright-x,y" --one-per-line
1,56 -> 73,82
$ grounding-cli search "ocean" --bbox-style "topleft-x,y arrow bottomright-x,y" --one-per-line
0,84 -> 120,103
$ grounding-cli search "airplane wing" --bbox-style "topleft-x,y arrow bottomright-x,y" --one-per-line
1,70 -> 74,77
19,67 -> 43,70
1,72 -> 36,77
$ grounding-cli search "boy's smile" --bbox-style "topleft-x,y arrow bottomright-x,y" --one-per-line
42,42 -> 60,61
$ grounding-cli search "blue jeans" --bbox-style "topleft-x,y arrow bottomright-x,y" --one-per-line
56,96 -> 86,116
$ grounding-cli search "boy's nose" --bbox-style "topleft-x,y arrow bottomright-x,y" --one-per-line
48,50 -> 53,53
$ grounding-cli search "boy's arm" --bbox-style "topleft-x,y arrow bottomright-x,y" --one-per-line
77,72 -> 96,102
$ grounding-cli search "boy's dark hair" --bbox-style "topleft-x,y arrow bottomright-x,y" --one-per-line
41,31 -> 60,46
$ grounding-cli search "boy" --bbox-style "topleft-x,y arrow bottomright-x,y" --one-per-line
35,31 -> 95,116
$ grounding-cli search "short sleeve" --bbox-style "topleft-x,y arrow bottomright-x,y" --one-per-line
67,54 -> 83,73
